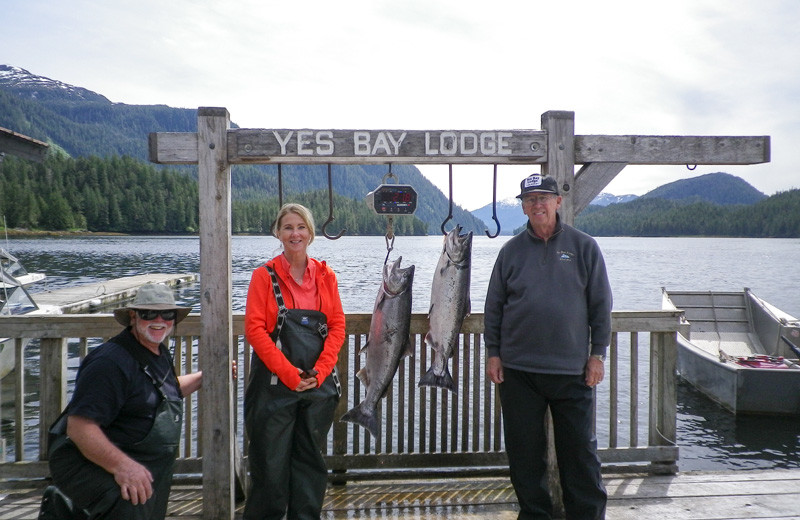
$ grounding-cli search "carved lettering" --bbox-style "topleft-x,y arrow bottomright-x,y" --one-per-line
273,131 -> 293,155
316,131 -> 334,155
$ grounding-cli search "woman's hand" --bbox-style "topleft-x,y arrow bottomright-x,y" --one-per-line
294,369 -> 319,392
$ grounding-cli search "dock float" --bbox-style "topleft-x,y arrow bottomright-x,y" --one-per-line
31,273 -> 198,313
2,469 -> 800,519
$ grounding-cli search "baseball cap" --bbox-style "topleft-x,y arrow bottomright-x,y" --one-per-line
516,174 -> 560,198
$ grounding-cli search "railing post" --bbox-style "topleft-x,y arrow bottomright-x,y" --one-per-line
648,331 -> 678,473
38,337 -> 68,458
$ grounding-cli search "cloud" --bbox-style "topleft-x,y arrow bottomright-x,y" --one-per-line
4,0 -> 799,208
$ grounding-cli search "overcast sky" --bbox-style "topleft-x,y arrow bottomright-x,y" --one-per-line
5,0 -> 799,209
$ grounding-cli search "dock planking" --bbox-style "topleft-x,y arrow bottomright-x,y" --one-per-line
2,469 -> 800,519
31,273 -> 198,313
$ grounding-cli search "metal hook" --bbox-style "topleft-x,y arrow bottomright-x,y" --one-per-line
440,164 -> 454,235
485,164 -> 501,238
686,164 -> 697,171
322,164 -> 346,240
384,216 -> 395,265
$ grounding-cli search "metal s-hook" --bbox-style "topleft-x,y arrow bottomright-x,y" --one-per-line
440,164 -> 454,235
485,164 -> 501,238
322,164 -> 346,240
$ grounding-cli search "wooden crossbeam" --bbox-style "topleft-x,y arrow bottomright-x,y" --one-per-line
149,130 -> 769,166
575,135 -> 770,165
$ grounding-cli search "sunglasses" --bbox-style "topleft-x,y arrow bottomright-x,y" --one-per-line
135,309 -> 178,321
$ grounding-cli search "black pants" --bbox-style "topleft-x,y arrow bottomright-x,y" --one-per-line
499,368 -> 606,520
244,392 -> 337,520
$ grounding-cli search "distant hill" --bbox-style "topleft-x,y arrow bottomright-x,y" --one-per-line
470,197 -> 524,236
471,192 -> 639,235
471,171 -> 797,238
0,64 -> 485,235
592,192 -> 638,206
575,173 -> 798,237
641,172 -> 766,205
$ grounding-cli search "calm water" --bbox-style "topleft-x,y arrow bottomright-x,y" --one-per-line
6,235 -> 800,471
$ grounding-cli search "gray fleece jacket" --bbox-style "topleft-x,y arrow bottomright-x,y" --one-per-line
483,216 -> 613,375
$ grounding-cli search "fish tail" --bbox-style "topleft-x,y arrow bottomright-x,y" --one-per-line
340,403 -> 380,439
418,366 -> 457,394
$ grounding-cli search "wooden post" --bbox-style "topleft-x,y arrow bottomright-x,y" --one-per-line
649,331 -> 678,473
196,107 -> 236,519
541,110 -> 576,226
38,338 -> 68,458
539,110 -> 576,518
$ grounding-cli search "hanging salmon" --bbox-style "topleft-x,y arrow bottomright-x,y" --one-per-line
419,225 -> 472,393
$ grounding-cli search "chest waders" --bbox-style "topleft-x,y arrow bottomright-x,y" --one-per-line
243,267 -> 341,520
40,345 -> 182,520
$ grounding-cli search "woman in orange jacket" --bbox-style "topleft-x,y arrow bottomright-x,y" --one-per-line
243,203 -> 345,520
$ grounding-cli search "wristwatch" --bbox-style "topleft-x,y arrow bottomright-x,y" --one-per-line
591,354 -> 605,362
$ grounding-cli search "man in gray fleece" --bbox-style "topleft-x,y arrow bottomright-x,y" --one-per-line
484,173 -> 612,520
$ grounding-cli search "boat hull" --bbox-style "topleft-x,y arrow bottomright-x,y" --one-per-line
665,288 -> 800,416
676,335 -> 800,415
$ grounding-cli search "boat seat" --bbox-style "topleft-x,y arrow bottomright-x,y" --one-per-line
691,331 -> 757,357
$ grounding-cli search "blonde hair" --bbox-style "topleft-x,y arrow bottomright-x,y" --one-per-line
272,203 -> 316,245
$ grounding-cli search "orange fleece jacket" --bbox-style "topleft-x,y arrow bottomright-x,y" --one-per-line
244,256 -> 346,390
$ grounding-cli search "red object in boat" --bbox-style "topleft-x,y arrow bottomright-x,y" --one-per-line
735,355 -> 792,369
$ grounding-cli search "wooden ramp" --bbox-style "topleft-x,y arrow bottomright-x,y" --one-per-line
32,273 -> 198,313
3,469 -> 800,519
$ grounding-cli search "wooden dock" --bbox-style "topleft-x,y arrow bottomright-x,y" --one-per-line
32,273 -> 198,313
2,469 -> 800,519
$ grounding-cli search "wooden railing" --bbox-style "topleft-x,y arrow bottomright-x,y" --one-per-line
0,310 -> 683,481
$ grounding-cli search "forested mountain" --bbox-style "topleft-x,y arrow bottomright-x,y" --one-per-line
0,155 -> 428,235
2,65 -> 797,238
575,188 -> 800,237
0,65 -> 485,234
641,172 -> 767,205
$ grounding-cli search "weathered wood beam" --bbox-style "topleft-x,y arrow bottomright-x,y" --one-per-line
149,131 -> 770,167
196,107 -> 237,520
574,162 -> 628,214
148,132 -> 198,164
541,111 -> 576,227
150,129 -> 548,165
574,135 -> 770,165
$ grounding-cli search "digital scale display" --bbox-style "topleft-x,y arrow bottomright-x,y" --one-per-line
367,184 -> 418,215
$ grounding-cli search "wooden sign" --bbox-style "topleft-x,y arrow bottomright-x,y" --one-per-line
150,128 -> 547,165
231,129 -> 547,164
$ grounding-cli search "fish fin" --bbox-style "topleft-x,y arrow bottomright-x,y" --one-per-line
355,367 -> 369,386
424,332 -> 441,354
427,302 -> 434,318
418,366 -> 457,394
340,403 -> 380,439
358,339 -> 369,355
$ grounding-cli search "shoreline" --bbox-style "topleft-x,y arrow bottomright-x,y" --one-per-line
2,228 -> 131,237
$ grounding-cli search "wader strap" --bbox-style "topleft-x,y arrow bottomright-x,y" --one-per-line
265,266 -> 288,345
266,266 -> 288,385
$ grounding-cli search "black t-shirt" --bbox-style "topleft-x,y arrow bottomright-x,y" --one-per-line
67,328 -> 181,447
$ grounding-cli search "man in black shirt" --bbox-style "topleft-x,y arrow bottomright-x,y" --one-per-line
39,284 -> 201,520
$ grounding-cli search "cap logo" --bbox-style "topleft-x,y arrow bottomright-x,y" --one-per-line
523,174 -> 543,188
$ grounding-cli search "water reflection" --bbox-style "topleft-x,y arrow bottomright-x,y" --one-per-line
677,380 -> 800,471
